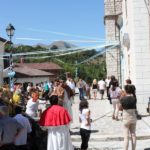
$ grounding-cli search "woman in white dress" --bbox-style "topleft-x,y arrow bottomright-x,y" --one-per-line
63,83 -> 74,121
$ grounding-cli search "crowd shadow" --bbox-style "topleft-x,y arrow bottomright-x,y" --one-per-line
141,114 -> 150,118
72,127 -> 80,129
91,130 -> 99,133
70,131 -> 80,135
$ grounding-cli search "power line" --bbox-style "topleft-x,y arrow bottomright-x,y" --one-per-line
0,42 -> 121,76
19,43 -> 119,60
0,42 -> 119,58
77,44 -> 119,65
16,38 -> 108,43
77,49 -> 106,65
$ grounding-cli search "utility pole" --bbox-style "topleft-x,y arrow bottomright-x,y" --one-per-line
75,60 -> 78,79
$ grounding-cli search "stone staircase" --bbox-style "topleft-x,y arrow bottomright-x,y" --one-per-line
71,95 -> 150,149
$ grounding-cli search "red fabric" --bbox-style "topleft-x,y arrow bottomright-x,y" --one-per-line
39,105 -> 71,126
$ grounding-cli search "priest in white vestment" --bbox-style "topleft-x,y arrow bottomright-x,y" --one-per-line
39,95 -> 74,150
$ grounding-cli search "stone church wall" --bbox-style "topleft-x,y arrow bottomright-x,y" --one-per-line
104,0 -> 122,81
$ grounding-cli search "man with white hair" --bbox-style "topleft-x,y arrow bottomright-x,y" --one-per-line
0,105 -> 23,150
14,106 -> 32,150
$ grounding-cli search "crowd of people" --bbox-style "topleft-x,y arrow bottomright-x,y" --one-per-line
77,75 -> 138,150
0,73 -> 139,150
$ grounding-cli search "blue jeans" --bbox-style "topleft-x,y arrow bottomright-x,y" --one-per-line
79,88 -> 84,100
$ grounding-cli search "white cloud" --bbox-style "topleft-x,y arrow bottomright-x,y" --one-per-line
16,37 -> 45,41
26,28 -> 102,41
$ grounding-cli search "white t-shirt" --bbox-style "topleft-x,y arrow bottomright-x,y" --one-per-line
105,79 -> 110,87
79,108 -> 91,130
48,82 -> 52,90
77,80 -> 85,88
27,86 -> 31,93
66,81 -> 75,90
14,114 -> 32,145
109,87 -> 121,99
98,80 -> 106,90
25,98 -> 39,117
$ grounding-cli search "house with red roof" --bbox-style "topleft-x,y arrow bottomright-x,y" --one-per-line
11,62 -> 63,85
15,62 -> 62,76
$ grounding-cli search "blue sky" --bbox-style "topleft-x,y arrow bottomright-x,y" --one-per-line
0,0 -> 105,47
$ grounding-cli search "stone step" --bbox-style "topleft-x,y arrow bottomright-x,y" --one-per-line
73,141 -> 123,150
71,134 -> 150,142
73,139 -> 150,150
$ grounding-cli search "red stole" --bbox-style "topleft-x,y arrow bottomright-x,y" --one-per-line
39,105 -> 71,126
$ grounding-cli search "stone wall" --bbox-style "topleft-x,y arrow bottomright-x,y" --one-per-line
104,0 -> 122,81
104,0 -> 122,15
105,0 -> 116,15
126,0 -> 150,102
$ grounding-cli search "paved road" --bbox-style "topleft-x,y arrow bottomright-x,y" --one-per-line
71,93 -> 150,149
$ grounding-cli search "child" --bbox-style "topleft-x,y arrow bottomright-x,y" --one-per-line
79,100 -> 91,150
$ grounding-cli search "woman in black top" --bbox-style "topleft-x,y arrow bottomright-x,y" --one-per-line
92,79 -> 98,100
120,85 -> 137,150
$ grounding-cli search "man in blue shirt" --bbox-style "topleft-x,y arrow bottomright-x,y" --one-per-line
0,105 -> 23,150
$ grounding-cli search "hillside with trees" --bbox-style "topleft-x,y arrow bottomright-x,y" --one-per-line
5,41 -> 106,82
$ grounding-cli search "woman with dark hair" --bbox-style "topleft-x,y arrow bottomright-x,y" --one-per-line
108,75 -> 117,104
125,79 -> 141,120
125,79 -> 136,100
79,100 -> 91,150
120,85 -> 137,150
39,95 -> 73,150
109,80 -> 121,120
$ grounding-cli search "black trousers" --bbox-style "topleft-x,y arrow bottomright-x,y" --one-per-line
80,128 -> 91,150
106,87 -> 109,97
0,144 -> 15,150
108,94 -> 112,104
15,145 -> 27,150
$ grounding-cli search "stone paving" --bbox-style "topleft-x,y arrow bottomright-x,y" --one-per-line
71,93 -> 150,149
